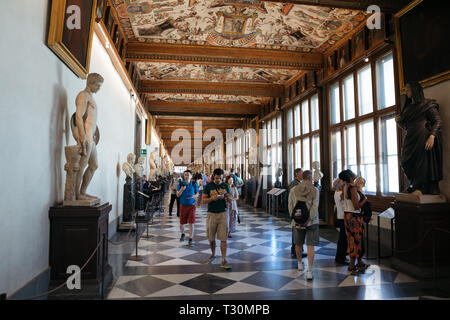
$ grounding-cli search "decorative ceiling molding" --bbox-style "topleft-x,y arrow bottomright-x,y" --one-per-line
140,80 -> 284,97
126,42 -> 323,70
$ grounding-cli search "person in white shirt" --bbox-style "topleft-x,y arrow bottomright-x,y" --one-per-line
288,171 -> 320,280
333,178 -> 348,265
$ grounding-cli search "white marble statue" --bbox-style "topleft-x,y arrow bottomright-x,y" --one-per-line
122,153 -> 136,179
312,161 -> 324,183
134,156 -> 145,178
149,151 -> 157,179
161,154 -> 169,177
71,73 -> 104,202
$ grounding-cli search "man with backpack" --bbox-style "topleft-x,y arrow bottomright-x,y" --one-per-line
177,170 -> 199,247
288,170 -> 320,280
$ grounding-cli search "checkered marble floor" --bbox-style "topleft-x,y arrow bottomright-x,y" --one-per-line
107,200 -> 422,300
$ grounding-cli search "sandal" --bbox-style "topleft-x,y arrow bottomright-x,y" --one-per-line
356,263 -> 370,270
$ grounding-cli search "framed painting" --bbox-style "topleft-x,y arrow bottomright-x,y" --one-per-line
48,0 -> 98,79
338,41 -> 351,69
395,0 -> 450,89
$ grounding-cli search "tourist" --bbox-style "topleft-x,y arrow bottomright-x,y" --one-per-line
288,170 -> 320,280
339,170 -> 370,275
196,174 -> 204,207
168,173 -> 181,217
225,175 -> 239,238
177,170 -> 198,247
203,168 -> 232,270
287,168 -> 306,259
333,177 -> 348,265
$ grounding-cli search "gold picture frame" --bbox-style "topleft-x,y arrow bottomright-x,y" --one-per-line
394,0 -> 450,90
48,0 -> 98,79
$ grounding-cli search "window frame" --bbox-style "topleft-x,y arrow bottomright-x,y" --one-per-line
327,49 -> 400,196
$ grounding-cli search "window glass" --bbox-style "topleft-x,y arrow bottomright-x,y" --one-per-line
302,138 -> 310,170
376,52 -> 396,110
331,130 -> 342,180
359,120 -> 376,192
287,109 -> 293,139
294,105 -> 301,136
295,140 -> 301,169
311,95 -> 320,131
379,114 -> 399,193
343,74 -> 355,120
330,83 -> 340,124
302,100 -> 310,134
344,124 -> 357,175
312,135 -> 320,164
288,143 -> 294,181
271,119 -> 276,145
358,65 -> 373,116
277,115 -> 282,143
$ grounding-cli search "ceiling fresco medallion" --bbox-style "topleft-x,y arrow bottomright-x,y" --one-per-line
136,62 -> 300,84
112,0 -> 367,52
147,93 -> 267,104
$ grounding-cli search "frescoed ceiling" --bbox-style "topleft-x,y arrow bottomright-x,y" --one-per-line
147,93 -> 268,104
136,62 -> 299,84
112,0 -> 367,52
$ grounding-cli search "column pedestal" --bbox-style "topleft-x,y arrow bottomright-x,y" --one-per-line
48,203 -> 113,299
392,199 -> 450,279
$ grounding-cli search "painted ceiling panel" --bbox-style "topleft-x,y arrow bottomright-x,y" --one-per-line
147,93 -> 268,104
136,62 -> 300,84
112,0 -> 367,52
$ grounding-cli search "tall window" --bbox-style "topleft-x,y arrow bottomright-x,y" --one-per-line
287,93 -> 321,175
262,114 -> 283,183
328,50 -> 398,195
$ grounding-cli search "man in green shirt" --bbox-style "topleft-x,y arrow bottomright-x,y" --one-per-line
203,168 -> 232,270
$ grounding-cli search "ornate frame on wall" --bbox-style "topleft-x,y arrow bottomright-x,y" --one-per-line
395,0 -> 450,89
47,0 -> 98,79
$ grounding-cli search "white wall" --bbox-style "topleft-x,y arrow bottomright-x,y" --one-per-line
423,80 -> 450,199
0,0 -> 137,295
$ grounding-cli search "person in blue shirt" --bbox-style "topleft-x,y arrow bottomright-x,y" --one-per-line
176,170 -> 199,246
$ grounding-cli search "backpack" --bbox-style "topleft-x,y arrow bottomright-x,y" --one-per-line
291,201 -> 310,225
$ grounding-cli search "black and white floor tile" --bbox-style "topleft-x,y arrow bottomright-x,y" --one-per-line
106,198 -> 446,300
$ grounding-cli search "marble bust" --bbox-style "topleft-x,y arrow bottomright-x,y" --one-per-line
312,161 -> 324,183
122,153 -> 136,179
134,156 -> 145,178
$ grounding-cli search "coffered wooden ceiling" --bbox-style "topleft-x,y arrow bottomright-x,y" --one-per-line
108,0 -> 409,158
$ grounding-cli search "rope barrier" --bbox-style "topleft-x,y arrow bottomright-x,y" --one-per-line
9,234 -> 105,301
390,227 -> 450,254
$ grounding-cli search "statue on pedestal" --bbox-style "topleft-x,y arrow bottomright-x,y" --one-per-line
63,73 -> 104,206
161,154 -> 170,177
122,153 -> 136,222
149,151 -> 157,180
134,156 -> 145,210
396,81 -> 443,196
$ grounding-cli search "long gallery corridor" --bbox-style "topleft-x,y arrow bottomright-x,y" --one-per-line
2,0 -> 450,311
107,196 -> 422,300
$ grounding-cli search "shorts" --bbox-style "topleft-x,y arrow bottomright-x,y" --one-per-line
180,205 -> 196,225
206,212 -> 228,242
293,224 -> 320,246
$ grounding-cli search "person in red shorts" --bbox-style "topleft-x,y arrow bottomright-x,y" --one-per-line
176,170 -> 199,247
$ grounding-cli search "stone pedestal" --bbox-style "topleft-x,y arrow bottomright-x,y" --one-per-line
391,199 -> 450,279
135,178 -> 144,211
48,203 -> 113,299
123,177 -> 135,222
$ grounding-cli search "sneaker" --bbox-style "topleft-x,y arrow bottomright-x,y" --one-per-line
221,259 -> 232,270
180,233 -> 185,242
188,238 -> 193,247
297,262 -> 304,271
306,270 -> 313,280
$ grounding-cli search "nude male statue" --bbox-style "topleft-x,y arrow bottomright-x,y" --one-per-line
72,73 -> 104,201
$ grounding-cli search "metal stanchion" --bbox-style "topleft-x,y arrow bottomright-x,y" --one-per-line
127,222 -> 145,261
